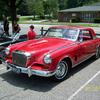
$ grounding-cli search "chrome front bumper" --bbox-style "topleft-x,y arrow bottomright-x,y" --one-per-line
2,61 -> 55,77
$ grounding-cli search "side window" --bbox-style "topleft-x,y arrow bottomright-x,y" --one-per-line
78,30 -> 93,42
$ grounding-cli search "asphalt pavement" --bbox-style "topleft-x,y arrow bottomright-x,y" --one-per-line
9,24 -> 100,36
0,58 -> 100,100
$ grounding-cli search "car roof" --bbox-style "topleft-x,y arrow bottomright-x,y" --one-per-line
49,26 -> 92,30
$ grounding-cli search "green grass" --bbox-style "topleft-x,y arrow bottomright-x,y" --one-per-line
19,16 -> 34,21
18,20 -> 100,27
19,16 -> 41,21
18,16 -> 100,27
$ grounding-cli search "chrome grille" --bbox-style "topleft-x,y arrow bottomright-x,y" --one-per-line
12,51 -> 27,67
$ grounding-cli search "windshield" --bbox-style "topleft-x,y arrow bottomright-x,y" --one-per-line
45,28 -> 79,41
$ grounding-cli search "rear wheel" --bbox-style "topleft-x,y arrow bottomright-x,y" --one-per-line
54,60 -> 70,81
95,47 -> 100,59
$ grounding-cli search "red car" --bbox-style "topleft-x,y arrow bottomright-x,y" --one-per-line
2,26 -> 100,81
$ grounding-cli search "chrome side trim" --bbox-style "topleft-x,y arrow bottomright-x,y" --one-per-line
49,43 -> 76,54
72,54 -> 95,68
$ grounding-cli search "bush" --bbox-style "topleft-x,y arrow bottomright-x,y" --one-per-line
8,17 -> 11,21
94,18 -> 100,23
71,17 -> 80,23
39,16 -> 45,19
0,13 -> 2,20
0,16 -> 2,21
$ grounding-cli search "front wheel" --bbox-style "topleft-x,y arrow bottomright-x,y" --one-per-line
54,60 -> 70,81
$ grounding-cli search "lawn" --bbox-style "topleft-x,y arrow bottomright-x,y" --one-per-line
18,16 -> 100,27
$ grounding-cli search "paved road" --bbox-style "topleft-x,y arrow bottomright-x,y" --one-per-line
9,24 -> 100,36
0,24 -> 100,100
0,58 -> 100,100
9,24 -> 50,35
21,25 -> 100,35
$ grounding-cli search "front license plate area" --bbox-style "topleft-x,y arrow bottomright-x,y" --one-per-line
10,64 -> 21,74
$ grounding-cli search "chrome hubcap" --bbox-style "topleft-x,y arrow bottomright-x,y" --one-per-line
55,61 -> 68,79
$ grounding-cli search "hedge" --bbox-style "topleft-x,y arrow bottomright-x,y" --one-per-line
71,17 -> 80,23
94,18 -> 100,23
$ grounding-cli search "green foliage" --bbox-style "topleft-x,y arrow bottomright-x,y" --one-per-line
71,17 -> 80,23
27,0 -> 44,18
58,0 -> 68,10
0,0 -> 23,21
43,0 -> 58,19
82,0 -> 100,5
19,0 -> 100,21
19,16 -> 34,21
17,0 -> 28,15
67,0 -> 80,8
0,16 -> 2,21
0,1 -> 9,17
35,1 -> 44,17
94,18 -> 100,23
0,0 -> 100,21
26,0 -> 58,19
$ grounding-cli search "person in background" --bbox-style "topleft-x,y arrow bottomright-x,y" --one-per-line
11,21 -> 21,41
2,15 -> 9,36
27,25 -> 36,40
13,21 -> 21,35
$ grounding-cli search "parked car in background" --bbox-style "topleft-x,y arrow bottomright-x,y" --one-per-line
0,33 -> 27,63
1,26 -> 100,81
0,33 -> 27,48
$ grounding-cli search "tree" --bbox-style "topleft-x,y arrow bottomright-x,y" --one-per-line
58,0 -> 68,10
67,0 -> 80,8
27,0 -> 44,19
0,1 -> 8,20
81,0 -> 100,5
0,0 -> 23,32
43,0 -> 58,19
26,0 -> 36,18
34,0 -> 44,18
17,0 -> 28,16
67,0 -> 100,8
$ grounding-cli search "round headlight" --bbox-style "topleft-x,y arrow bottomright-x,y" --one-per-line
44,54 -> 52,64
5,47 -> 10,55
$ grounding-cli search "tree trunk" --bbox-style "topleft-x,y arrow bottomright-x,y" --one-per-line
9,0 -> 17,33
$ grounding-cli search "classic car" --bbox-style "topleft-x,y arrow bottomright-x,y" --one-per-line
1,26 -> 100,81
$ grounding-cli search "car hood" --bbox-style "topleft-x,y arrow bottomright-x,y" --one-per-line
12,37 -> 75,54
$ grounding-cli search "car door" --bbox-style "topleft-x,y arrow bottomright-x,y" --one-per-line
78,29 -> 96,61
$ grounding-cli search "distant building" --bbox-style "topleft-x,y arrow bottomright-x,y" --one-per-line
58,3 -> 100,22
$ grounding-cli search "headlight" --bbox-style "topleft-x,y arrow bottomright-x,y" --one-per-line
5,47 -> 10,55
44,54 -> 52,64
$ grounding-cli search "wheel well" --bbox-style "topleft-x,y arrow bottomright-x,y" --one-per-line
62,57 -> 72,68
